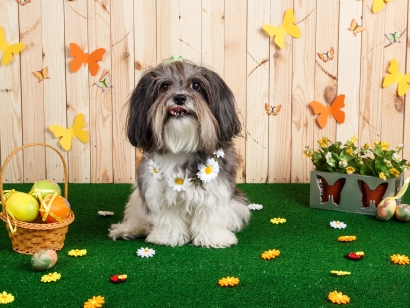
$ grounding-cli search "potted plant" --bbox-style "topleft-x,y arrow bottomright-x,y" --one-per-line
304,136 -> 409,215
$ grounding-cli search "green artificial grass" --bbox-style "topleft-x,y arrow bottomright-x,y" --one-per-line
1,183 -> 410,307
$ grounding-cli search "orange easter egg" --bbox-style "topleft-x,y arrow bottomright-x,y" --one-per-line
40,195 -> 70,223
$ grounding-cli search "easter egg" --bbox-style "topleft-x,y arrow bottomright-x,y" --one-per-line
395,204 -> 410,222
31,249 -> 58,271
6,191 -> 39,222
376,197 -> 396,221
29,179 -> 61,200
40,195 -> 70,223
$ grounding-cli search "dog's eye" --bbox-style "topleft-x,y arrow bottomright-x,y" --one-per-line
191,81 -> 201,91
161,82 -> 171,92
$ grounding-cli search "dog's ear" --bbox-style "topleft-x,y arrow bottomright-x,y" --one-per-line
127,71 -> 157,151
206,71 -> 242,141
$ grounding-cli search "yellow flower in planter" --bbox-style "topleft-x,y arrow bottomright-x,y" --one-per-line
0,291 -> 14,304
389,168 -> 400,177
261,249 -> 280,260
378,172 -> 386,180
345,166 -> 355,174
218,277 -> 239,287
338,236 -> 356,242
390,254 -> 409,265
328,290 -> 350,304
84,295 -> 105,308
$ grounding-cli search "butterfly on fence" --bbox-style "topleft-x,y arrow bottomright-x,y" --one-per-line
262,8 -> 301,49
95,76 -> 113,92
49,113 -> 89,151
358,180 -> 388,208
0,26 -> 26,66
316,175 -> 346,206
69,43 -> 106,76
385,31 -> 401,45
372,0 -> 392,13
347,19 -> 365,36
382,58 -> 410,97
16,0 -> 30,5
317,47 -> 335,62
32,67 -> 50,82
265,104 -> 281,116
309,94 -> 345,129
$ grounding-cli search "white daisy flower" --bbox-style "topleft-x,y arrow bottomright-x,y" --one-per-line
167,171 -> 192,192
248,203 -> 263,210
148,160 -> 163,180
213,148 -> 225,158
136,247 -> 155,258
325,152 -> 335,167
197,158 -> 220,183
330,221 -> 347,229
98,210 -> 114,216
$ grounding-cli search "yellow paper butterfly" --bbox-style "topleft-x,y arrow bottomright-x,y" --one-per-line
0,26 -> 26,66
262,8 -> 301,49
347,19 -> 365,36
32,67 -> 50,82
49,113 -> 89,151
383,58 -> 410,97
372,0 -> 392,13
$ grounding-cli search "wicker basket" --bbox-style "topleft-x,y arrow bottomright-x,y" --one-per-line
0,143 -> 75,255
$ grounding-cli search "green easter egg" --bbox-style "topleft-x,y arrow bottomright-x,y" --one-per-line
395,204 -> 410,222
31,249 -> 58,270
376,197 -> 397,221
6,191 -> 39,222
29,179 -> 61,199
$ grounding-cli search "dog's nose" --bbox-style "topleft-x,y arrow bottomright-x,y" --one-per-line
173,94 -> 187,105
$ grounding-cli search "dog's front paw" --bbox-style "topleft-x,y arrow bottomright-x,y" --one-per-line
108,220 -> 149,241
146,229 -> 190,247
192,230 -> 238,248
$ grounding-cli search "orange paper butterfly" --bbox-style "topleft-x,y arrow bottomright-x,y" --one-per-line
318,47 -> 334,62
265,104 -> 281,115
347,19 -> 365,36
32,67 -> 50,82
69,43 -> 106,76
309,94 -> 345,128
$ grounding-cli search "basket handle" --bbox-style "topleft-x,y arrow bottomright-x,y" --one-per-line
0,143 -> 69,216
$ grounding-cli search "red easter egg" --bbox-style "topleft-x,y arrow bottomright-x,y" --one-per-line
40,195 -> 70,223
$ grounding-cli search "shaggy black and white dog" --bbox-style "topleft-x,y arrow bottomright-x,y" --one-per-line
109,58 -> 250,248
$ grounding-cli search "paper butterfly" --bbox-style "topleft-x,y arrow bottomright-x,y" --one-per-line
318,47 -> 334,62
385,31 -> 401,45
309,94 -> 345,129
372,0 -> 392,13
358,181 -> 388,208
265,104 -> 281,116
0,26 -> 26,66
16,0 -> 30,5
49,113 -> 89,151
262,8 -> 301,49
347,19 -> 365,36
316,176 -> 346,206
95,76 -> 113,92
382,58 -> 410,97
69,43 -> 106,76
32,67 -> 50,82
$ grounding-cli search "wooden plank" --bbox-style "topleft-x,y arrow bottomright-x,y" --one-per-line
156,0 -> 179,62
179,0 -> 201,63
404,0 -> 410,178
291,1 -> 316,183
337,0 -> 362,143
0,0 -> 23,183
111,0 -> 135,183
88,0 -> 112,183
225,0 -> 247,183
64,0 -> 90,183
246,0 -> 270,183
42,0 -> 67,183
267,0 -> 293,183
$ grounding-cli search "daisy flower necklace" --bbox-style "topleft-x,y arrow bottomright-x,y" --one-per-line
147,149 -> 224,192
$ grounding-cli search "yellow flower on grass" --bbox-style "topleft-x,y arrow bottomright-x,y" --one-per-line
0,291 -> 14,304
41,272 -> 61,283
328,290 -> 350,304
261,249 -> 280,260
378,172 -> 386,180
346,166 -> 355,174
218,276 -> 239,287
68,249 -> 87,257
270,218 -> 286,224
338,236 -> 356,242
330,271 -> 351,276
84,296 -> 105,308
389,168 -> 400,177
390,254 -> 410,265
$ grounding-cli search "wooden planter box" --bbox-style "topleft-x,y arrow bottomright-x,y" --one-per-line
309,170 -> 403,215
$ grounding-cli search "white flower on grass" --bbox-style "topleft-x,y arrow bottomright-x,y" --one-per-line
136,247 -> 155,258
213,148 -> 225,158
248,204 -> 263,210
325,152 -> 335,167
148,159 -> 163,180
167,171 -> 192,192
98,210 -> 114,216
197,158 -> 220,183
330,221 -> 347,229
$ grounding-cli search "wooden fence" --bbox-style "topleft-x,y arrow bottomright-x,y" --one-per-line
0,0 -> 409,184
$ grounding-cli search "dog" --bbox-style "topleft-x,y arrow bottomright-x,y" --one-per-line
108,57 -> 250,248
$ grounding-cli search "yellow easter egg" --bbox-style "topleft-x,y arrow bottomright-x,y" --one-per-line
6,191 -> 39,222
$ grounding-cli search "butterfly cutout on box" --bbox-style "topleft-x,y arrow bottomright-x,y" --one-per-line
69,43 -> 106,76
309,94 -> 345,129
16,0 -> 30,5
358,180 -> 388,208
0,26 -> 26,66
95,76 -> 113,92
262,8 -> 301,49
372,0 -> 391,13
383,58 -> 410,97
32,67 -> 50,82
385,31 -> 401,45
347,19 -> 365,36
316,175 -> 346,206
318,47 -> 334,62
49,113 -> 89,151
265,104 -> 281,116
